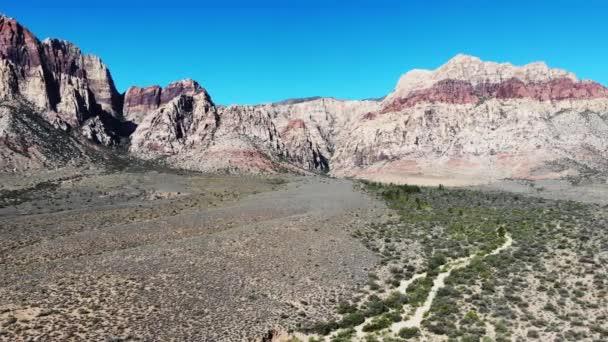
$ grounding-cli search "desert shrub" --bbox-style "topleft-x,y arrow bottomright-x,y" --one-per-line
363,295 -> 388,317
339,312 -> 365,328
384,291 -> 408,309
362,315 -> 392,332
427,252 -> 447,272
307,320 -> 338,335
460,310 -> 482,326
330,328 -> 355,342
494,320 -> 508,334
425,320 -> 457,336
406,277 -> 433,306
389,266 -> 401,274
385,310 -> 402,322
363,335 -> 380,342
337,302 -> 358,315
398,327 -> 420,339
367,280 -> 380,291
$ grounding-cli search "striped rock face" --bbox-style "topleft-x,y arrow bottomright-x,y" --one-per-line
382,77 -> 608,112
382,55 -> 608,112
330,55 -> 608,184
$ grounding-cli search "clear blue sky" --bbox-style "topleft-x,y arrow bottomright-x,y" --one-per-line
3,0 -> 608,105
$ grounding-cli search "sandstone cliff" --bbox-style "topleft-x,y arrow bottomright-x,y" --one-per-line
0,15 -> 129,171
333,55 -> 608,184
0,15 -> 125,145
128,95 -> 379,173
126,54 -> 608,183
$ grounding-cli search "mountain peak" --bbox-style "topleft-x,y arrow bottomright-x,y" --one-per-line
123,78 -> 210,124
436,54 -> 572,82
163,79 -> 207,100
385,55 -> 577,103
41,38 -> 83,55
0,13 -> 15,21
444,53 -> 482,65
166,78 -> 204,92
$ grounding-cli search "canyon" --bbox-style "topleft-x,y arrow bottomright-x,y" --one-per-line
1,14 -> 607,185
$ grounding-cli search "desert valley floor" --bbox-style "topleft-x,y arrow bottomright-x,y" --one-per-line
0,165 -> 607,342
0,166 -> 384,341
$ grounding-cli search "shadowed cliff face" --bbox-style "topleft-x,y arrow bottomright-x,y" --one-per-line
1,14 -> 608,183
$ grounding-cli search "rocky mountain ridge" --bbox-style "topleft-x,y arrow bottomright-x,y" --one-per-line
1,14 -> 607,184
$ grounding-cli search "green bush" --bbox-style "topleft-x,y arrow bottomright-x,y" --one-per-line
337,302 -> 358,314
385,310 -> 402,322
307,320 -> 338,335
362,315 -> 392,332
363,295 -> 388,317
330,328 -> 355,342
384,291 -> 408,309
339,312 -> 365,328
398,327 -> 420,339
407,277 -> 433,306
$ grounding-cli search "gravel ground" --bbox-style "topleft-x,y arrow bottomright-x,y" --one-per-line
476,178 -> 608,205
0,169 -> 386,341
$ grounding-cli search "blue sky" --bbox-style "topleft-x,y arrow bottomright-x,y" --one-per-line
3,1 -> 608,105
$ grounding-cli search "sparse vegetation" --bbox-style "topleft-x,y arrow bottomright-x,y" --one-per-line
305,180 -> 608,340
2,170 -> 606,341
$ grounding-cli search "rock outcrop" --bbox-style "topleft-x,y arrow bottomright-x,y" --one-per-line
0,14 -> 130,171
129,88 -> 218,159
123,79 -> 205,124
128,96 -> 380,173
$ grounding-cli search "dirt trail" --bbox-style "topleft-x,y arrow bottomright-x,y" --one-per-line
301,234 -> 515,342
327,234 -> 514,341
388,234 -> 513,335
350,273 -> 426,338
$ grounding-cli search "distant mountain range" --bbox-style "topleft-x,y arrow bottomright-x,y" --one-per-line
1,14 -> 607,184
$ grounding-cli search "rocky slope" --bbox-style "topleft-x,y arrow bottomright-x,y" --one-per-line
1,14 -> 607,184
0,99 -> 92,172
